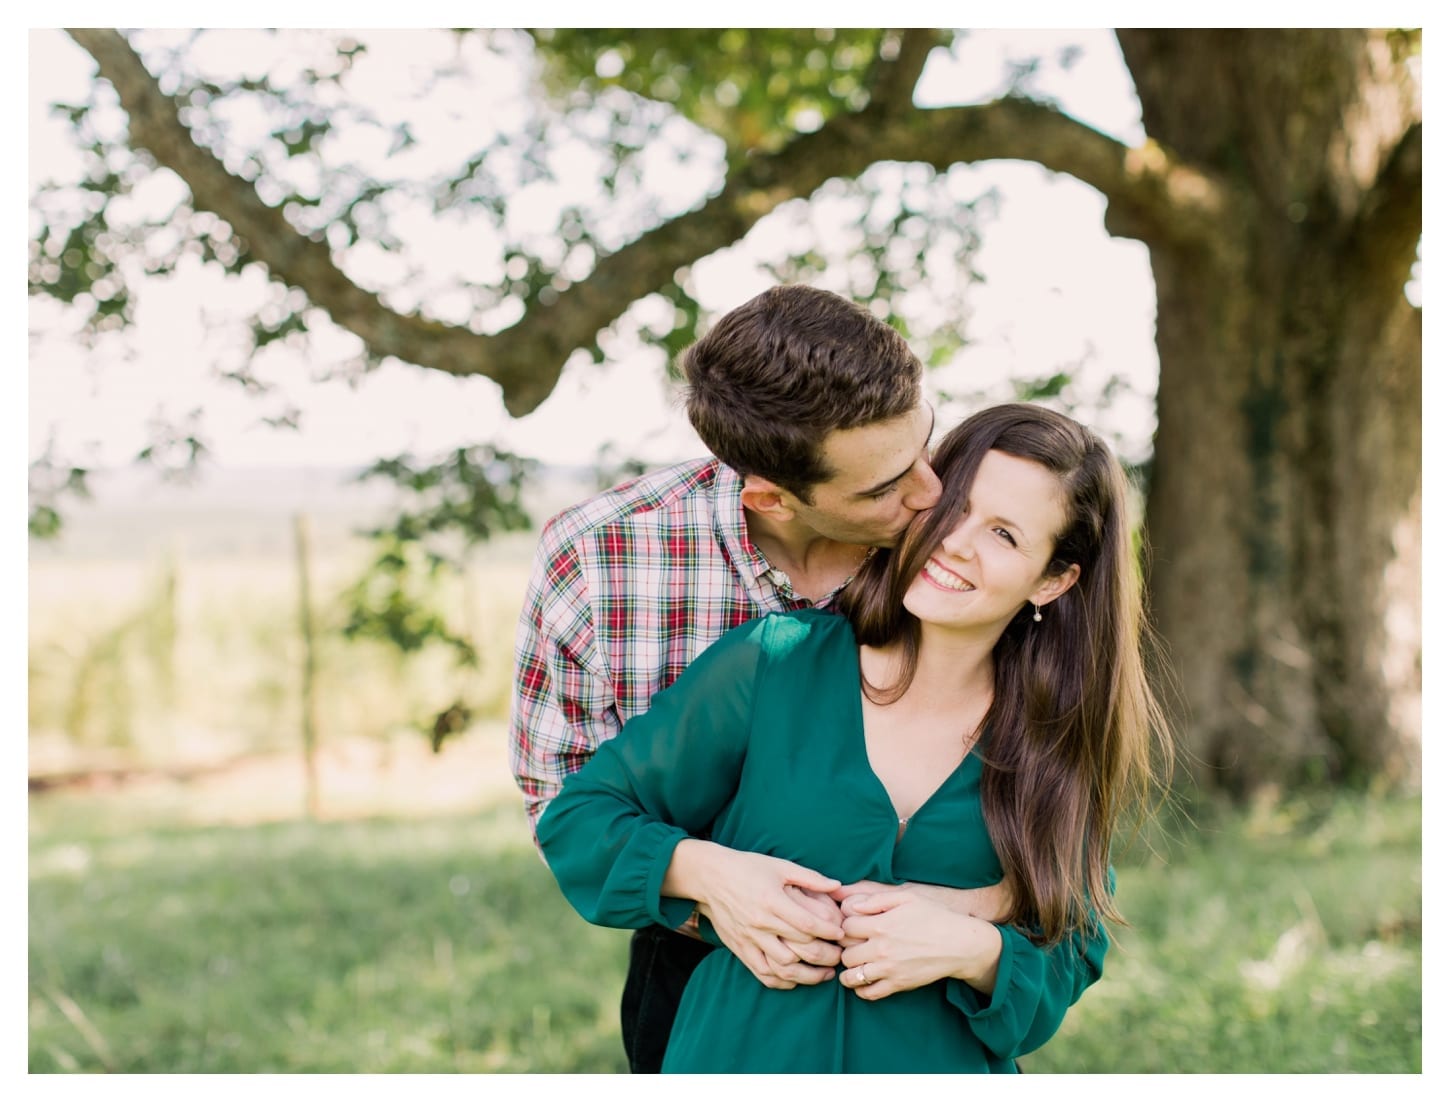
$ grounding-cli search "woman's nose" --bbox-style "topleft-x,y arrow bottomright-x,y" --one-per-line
940,521 -> 976,560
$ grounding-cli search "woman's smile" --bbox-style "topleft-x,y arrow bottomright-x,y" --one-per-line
921,558 -> 975,592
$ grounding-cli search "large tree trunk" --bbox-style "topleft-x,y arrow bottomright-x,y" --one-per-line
1119,30 -> 1422,793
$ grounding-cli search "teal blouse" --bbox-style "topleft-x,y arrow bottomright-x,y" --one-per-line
537,609 -> 1108,1073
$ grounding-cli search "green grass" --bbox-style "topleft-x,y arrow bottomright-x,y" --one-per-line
29,797 -> 631,1073
29,788 -> 1420,1073
1024,792 -> 1422,1073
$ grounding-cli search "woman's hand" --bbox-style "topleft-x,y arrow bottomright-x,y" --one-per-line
665,840 -> 845,989
836,890 -> 1002,1000
831,878 -> 1015,923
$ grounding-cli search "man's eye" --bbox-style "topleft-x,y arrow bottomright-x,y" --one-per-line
867,485 -> 897,501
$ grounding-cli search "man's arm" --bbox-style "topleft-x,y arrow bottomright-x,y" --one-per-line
509,529 -> 617,842
512,529 -> 844,985
535,618 -> 843,989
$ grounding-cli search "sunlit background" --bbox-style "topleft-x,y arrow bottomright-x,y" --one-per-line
29,27 -> 1158,477
24,23 -> 1430,1078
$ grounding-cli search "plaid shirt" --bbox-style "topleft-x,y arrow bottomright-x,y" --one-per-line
510,457 -> 853,840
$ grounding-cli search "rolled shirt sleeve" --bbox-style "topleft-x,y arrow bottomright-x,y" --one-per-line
509,524 -> 621,841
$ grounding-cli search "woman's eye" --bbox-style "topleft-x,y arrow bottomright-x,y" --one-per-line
994,527 -> 1017,547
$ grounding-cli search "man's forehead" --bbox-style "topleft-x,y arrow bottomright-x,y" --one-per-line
821,403 -> 933,491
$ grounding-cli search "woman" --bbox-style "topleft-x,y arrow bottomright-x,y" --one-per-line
537,404 -> 1172,1073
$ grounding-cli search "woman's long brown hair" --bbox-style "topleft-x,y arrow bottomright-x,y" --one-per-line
839,404 -> 1173,945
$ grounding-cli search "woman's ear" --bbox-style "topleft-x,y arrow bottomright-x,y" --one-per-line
1033,563 -> 1080,608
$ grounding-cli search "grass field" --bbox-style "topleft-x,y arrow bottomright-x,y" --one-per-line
26,518 -> 1425,1076
27,736 -> 1422,1075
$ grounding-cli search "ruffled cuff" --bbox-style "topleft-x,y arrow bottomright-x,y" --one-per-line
559,819 -> 696,929
645,837 -> 719,940
943,925 -> 1040,1060
640,825 -> 697,929
695,914 -> 723,946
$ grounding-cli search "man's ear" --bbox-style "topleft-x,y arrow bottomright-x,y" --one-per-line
1032,563 -> 1080,608
740,475 -> 797,521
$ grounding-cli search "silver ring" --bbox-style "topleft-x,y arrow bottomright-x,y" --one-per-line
857,966 -> 868,985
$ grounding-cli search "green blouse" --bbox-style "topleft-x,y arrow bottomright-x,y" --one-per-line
537,609 -> 1108,1073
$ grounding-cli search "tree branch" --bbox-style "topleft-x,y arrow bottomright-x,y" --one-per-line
70,28 -> 1231,417
1349,120 -> 1421,283
68,29 -> 476,381
866,29 -> 946,113
865,97 -> 1233,251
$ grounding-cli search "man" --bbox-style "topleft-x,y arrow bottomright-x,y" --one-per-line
511,284 -> 943,1072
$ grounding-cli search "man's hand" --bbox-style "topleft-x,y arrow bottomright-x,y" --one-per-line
665,840 -> 845,989
775,884 -> 846,969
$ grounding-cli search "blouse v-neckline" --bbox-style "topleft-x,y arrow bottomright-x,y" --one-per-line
846,643 -> 986,842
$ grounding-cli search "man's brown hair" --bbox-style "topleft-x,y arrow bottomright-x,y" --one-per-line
680,285 -> 922,501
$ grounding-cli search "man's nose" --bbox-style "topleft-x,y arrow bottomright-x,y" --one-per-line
900,459 -> 942,511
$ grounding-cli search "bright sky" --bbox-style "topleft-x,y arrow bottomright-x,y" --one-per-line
27,27 -> 1160,474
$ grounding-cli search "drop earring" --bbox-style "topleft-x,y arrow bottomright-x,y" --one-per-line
1032,603 -> 1043,622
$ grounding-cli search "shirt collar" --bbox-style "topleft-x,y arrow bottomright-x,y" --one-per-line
711,461 -> 776,582
711,462 -> 869,607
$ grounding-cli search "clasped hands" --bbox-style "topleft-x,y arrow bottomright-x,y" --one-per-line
673,841 -> 1009,997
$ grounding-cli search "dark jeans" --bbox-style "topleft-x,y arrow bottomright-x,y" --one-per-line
620,925 -> 714,1073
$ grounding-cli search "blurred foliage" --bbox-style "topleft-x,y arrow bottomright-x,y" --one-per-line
136,409 -> 211,481
27,28 -> 1148,746
30,545 -> 536,766
30,557 -> 181,752
28,28 -> 1024,539
29,441 -> 92,539
337,445 -> 538,740
356,445 -> 536,550
340,535 -> 478,664
530,29 -> 907,165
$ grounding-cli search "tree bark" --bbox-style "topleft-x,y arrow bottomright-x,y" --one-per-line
1121,29 -> 1421,792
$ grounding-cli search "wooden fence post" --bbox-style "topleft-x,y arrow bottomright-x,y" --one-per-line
293,513 -> 320,819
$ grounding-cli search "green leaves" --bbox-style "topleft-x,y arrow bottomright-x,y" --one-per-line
1015,371 -> 1073,401
340,535 -> 477,664
356,445 -> 536,548
339,445 -> 537,668
28,446 -> 91,540
530,29 -> 888,163
136,410 -> 210,481
30,206 -> 132,330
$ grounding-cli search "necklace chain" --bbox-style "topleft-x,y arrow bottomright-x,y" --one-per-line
762,544 -> 876,602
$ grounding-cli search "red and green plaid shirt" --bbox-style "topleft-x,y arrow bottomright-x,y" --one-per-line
510,458 -> 851,840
